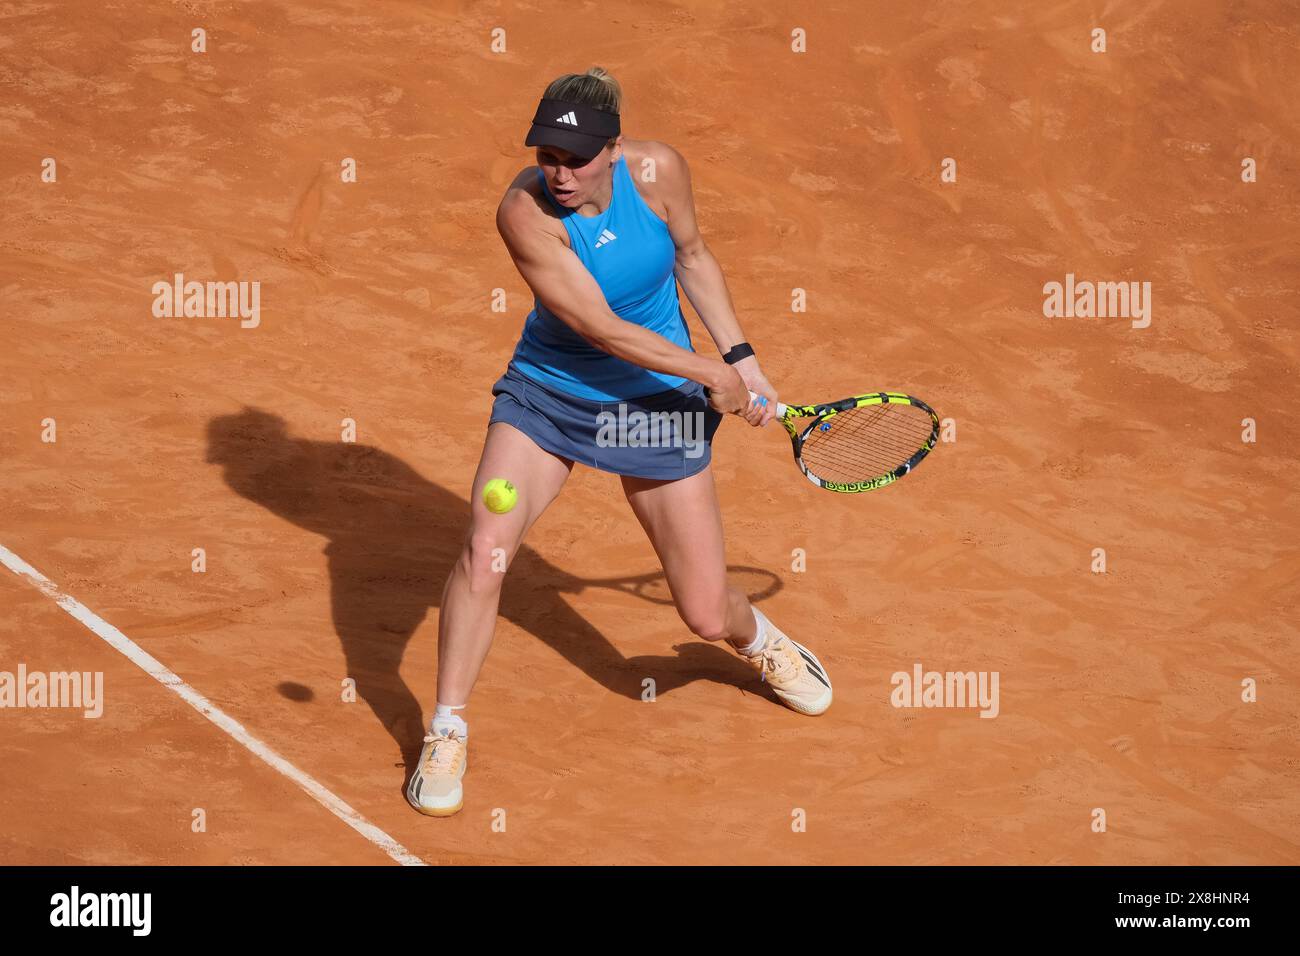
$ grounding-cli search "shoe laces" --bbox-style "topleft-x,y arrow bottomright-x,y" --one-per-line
421,730 -> 465,774
756,636 -> 798,684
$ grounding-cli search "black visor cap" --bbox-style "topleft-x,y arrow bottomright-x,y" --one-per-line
525,98 -> 621,160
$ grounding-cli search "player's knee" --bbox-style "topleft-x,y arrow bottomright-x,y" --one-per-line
679,601 -> 730,642
461,532 -> 514,592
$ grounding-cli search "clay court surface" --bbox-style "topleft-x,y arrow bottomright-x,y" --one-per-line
2,1 -> 1298,865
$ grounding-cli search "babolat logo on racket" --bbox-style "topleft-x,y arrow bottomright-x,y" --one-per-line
823,476 -> 896,493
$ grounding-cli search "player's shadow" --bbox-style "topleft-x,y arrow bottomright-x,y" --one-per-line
205,407 -> 782,776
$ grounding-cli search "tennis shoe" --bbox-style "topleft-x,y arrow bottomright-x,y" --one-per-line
406,727 -> 467,816
741,613 -> 833,715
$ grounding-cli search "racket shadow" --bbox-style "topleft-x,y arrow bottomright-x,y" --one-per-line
206,407 -> 784,779
499,554 -> 786,703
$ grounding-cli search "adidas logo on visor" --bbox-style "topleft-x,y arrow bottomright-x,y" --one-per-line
555,111 -> 579,126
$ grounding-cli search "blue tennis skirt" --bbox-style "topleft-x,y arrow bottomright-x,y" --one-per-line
489,362 -> 724,480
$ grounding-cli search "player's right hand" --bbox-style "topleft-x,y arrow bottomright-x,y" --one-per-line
706,364 -> 750,417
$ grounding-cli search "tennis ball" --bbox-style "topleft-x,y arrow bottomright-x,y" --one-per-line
482,478 -> 518,514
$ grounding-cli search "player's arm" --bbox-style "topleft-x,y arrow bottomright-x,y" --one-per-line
495,186 -> 740,405
657,144 -> 774,425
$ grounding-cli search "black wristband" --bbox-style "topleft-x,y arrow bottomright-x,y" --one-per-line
723,342 -> 755,365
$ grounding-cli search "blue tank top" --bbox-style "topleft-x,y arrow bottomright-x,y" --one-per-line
510,154 -> 694,401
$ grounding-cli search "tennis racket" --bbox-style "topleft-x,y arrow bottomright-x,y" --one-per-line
750,390 -> 940,493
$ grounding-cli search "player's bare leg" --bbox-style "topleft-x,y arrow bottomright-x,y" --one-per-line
621,465 -> 832,715
408,423 -> 573,816
438,422 -> 574,707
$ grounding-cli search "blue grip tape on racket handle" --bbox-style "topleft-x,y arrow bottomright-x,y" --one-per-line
748,390 -> 787,417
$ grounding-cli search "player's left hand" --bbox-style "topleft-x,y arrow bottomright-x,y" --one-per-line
732,355 -> 778,427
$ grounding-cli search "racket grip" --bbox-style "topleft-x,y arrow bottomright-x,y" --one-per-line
748,389 -> 787,417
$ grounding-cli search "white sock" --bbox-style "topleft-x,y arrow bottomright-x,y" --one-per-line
432,703 -> 468,738
736,606 -> 770,656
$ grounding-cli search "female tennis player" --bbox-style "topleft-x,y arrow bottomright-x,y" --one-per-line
407,67 -> 832,817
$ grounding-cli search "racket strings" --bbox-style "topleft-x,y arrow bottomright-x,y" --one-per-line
799,404 -> 935,483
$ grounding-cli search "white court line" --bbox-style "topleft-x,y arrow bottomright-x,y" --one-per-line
0,543 -> 427,867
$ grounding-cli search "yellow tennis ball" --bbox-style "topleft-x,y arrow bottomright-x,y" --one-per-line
482,478 -> 518,514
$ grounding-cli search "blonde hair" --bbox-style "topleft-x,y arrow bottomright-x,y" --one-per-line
543,67 -> 622,149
